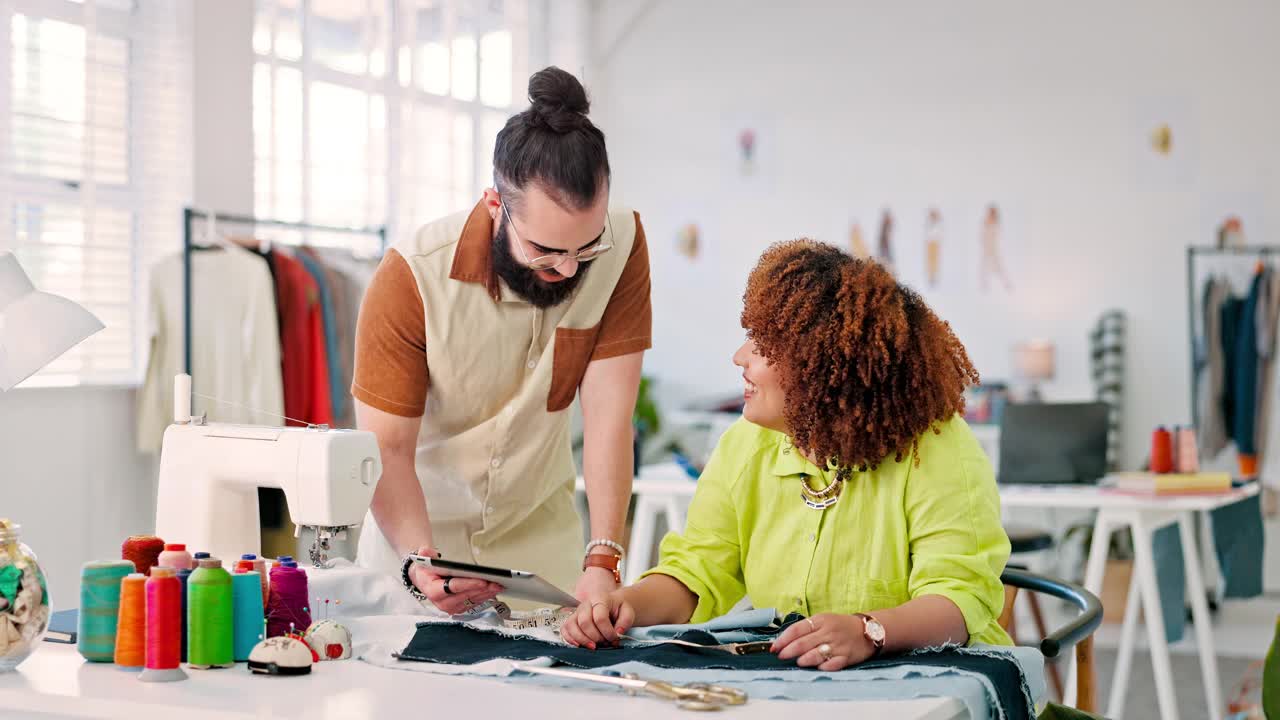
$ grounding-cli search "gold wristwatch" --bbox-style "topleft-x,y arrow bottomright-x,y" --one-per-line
855,613 -> 886,658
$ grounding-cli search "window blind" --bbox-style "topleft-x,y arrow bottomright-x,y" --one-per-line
0,0 -> 193,387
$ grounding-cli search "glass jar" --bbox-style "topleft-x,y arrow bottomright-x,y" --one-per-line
0,520 -> 50,672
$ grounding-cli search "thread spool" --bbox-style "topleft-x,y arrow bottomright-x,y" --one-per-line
123,536 -> 166,576
158,544 -> 193,571
232,571 -> 265,662
234,559 -> 255,574
266,563 -> 311,638
187,558 -> 234,669
77,560 -> 135,662
113,574 -> 147,670
251,557 -> 269,608
139,567 -> 187,682
176,568 -> 193,663
1150,426 -> 1174,474
1176,427 -> 1199,473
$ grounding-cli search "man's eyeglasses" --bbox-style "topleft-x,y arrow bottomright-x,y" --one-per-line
501,200 -> 614,271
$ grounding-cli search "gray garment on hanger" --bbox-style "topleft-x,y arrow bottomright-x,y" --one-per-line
1197,278 -> 1231,458
1254,268 -> 1280,459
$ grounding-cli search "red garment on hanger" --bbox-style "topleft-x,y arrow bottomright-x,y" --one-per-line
270,251 -> 334,427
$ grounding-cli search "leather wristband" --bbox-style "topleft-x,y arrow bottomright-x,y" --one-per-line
582,553 -> 622,584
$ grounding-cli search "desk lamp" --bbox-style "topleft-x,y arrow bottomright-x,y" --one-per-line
0,250 -> 104,390
1013,340 -> 1054,402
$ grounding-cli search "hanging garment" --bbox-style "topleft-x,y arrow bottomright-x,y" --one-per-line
295,249 -> 344,424
1220,295 -> 1245,445
136,246 -> 284,453
270,250 -> 333,427
1197,278 -> 1231,458
1254,269 -> 1280,478
302,248 -> 358,428
1151,492 -> 1265,643
1233,272 -> 1266,467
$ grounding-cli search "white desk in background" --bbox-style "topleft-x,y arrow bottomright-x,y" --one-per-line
0,642 -> 966,720
999,483 -> 1258,720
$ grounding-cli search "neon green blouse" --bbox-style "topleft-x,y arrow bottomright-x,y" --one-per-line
643,414 -> 1013,646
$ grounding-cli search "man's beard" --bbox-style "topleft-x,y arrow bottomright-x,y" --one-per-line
491,216 -> 589,308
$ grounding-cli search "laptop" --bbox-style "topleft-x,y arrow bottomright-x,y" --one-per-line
997,402 -> 1110,485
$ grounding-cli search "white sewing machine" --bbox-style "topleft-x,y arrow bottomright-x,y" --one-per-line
154,374 -> 382,567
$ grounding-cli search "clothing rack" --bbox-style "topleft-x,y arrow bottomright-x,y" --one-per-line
181,206 -> 387,375
1186,245 -> 1280,429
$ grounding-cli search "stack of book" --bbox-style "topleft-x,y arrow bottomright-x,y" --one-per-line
1107,471 -> 1233,496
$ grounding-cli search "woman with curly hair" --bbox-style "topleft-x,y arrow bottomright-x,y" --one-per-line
560,239 -> 1012,669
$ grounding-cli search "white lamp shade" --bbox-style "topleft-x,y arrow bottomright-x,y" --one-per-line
0,251 -> 105,391
1012,341 -> 1055,382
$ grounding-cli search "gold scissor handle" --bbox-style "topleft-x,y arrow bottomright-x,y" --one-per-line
633,676 -> 748,708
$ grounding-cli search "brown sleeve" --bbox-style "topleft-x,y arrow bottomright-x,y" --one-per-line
351,249 -> 428,417
591,212 -> 653,361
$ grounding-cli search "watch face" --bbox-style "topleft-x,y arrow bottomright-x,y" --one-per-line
865,618 -> 886,643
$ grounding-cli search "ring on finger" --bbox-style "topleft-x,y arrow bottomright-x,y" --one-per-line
443,578 -> 454,595
805,618 -> 817,633
818,643 -> 832,661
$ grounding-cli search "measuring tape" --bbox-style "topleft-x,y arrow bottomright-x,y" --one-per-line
457,600 -> 576,631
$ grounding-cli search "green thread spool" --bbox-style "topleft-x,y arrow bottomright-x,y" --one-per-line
77,560 -> 135,662
187,558 -> 234,669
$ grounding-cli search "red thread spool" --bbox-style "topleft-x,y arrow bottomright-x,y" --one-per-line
234,559 -> 255,574
114,573 -> 147,669
143,568 -> 181,671
122,536 -> 166,576
1150,427 -> 1174,474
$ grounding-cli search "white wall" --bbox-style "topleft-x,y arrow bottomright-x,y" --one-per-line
0,388 -> 156,606
193,0 -> 255,216
590,0 -> 1280,472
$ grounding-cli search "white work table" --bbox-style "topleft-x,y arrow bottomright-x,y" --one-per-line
584,465 -> 1260,720
0,642 -> 966,720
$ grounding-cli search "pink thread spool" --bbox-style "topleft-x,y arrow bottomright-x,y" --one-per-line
1177,427 -> 1199,473
157,544 -> 192,571
266,563 -> 311,638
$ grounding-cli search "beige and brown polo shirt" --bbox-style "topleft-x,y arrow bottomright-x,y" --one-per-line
352,201 -> 651,594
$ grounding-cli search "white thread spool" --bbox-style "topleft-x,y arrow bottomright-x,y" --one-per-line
174,374 -> 191,424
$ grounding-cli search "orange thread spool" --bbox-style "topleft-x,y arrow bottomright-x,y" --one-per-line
122,536 -> 166,576
114,573 -> 147,669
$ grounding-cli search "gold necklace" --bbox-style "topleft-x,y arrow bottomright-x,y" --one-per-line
800,468 -> 848,509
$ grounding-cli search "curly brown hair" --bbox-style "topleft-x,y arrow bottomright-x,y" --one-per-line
741,239 -> 979,471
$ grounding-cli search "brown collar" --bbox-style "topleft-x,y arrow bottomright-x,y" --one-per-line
448,201 -> 501,301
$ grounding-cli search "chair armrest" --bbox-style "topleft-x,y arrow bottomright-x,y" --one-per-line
1001,567 -> 1103,658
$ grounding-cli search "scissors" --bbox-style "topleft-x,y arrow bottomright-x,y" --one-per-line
511,662 -> 748,711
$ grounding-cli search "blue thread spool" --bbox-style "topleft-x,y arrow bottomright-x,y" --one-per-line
231,571 -> 264,661
177,567 -> 193,662
77,560 -> 135,662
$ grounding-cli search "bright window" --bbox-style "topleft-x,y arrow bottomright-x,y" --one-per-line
0,0 -> 193,386
254,0 -> 528,245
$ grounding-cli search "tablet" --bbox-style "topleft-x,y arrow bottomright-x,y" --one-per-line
410,555 -> 580,608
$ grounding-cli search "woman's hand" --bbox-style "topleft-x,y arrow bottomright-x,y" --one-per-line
560,589 -> 635,650
407,546 -> 503,615
771,613 -> 874,671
